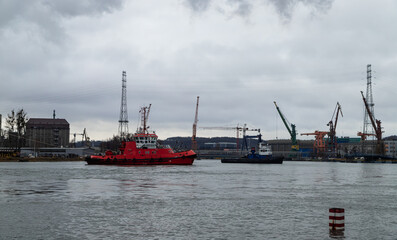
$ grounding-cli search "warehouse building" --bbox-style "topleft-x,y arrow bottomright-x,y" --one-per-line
25,118 -> 70,148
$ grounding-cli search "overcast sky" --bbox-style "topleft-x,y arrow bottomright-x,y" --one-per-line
0,0 -> 396,141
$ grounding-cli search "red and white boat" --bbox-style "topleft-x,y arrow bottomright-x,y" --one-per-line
86,105 -> 196,165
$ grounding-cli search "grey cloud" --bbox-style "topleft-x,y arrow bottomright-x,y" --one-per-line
184,0 -> 334,19
184,0 -> 212,12
185,0 -> 252,17
0,0 -> 124,42
43,0 -> 124,17
228,0 -> 253,17
268,0 -> 334,20
0,1 -> 20,29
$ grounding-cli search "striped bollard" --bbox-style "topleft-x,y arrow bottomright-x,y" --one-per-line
329,208 -> 345,237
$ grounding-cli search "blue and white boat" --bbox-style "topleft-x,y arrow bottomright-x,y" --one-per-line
221,142 -> 283,164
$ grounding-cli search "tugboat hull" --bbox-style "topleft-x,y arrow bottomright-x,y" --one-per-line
86,151 -> 196,165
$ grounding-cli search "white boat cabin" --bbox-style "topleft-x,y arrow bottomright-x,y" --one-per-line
258,142 -> 272,156
134,133 -> 158,149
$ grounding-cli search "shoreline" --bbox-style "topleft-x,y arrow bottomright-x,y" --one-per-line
287,158 -> 397,164
0,157 -> 84,162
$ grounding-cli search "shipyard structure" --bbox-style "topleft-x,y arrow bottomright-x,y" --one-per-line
269,137 -> 397,160
190,137 -> 397,160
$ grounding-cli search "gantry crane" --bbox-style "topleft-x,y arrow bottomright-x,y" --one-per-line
327,102 -> 343,153
273,101 -> 298,150
358,91 -> 384,154
201,124 -> 261,151
357,132 -> 375,141
240,124 -> 261,151
192,96 -> 199,151
301,130 -> 329,156
200,125 -> 242,150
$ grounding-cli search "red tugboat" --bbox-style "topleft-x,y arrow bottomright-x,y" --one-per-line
86,105 -> 196,165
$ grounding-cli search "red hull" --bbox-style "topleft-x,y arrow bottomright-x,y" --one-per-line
86,154 -> 196,165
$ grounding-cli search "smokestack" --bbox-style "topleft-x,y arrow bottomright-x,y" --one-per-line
53,110 -> 56,119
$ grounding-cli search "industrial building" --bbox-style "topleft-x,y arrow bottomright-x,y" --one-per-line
385,140 -> 397,159
25,117 -> 70,148
20,147 -> 95,158
268,139 -> 314,159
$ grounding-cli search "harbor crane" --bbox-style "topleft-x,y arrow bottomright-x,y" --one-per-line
240,124 -> 261,152
192,96 -> 199,151
301,102 -> 343,157
358,91 -> 384,154
301,131 -> 329,156
327,102 -> 343,153
357,132 -> 375,140
273,101 -> 298,150
71,128 -> 90,148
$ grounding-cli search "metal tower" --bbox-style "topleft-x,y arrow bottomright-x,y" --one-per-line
192,96 -> 199,151
118,71 -> 129,140
363,64 -> 375,136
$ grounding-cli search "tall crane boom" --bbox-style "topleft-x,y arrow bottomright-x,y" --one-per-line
359,91 -> 383,154
327,102 -> 343,152
360,91 -> 381,140
273,101 -> 298,150
192,96 -> 199,151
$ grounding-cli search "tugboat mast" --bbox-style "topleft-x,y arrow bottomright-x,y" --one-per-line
139,104 -> 151,134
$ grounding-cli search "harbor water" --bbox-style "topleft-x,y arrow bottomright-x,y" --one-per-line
1,160 -> 397,239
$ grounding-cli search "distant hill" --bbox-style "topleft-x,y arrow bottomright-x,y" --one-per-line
384,135 -> 397,141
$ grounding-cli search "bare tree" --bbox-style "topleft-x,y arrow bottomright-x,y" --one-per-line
5,109 -> 28,150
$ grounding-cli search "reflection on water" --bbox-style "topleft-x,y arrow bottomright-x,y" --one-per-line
329,230 -> 345,239
0,161 -> 397,239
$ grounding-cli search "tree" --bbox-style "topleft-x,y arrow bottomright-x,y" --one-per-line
99,133 -> 134,152
5,110 -> 16,148
5,109 -> 28,150
6,110 -> 16,132
100,135 -> 121,152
